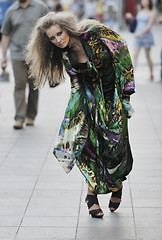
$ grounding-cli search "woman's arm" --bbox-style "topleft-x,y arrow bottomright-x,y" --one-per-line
135,9 -> 156,38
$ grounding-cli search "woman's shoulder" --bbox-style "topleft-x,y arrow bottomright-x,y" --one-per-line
139,8 -> 156,16
83,24 -> 117,37
80,23 -> 103,40
79,19 -> 102,31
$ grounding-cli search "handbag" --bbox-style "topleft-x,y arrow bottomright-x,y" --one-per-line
129,18 -> 137,33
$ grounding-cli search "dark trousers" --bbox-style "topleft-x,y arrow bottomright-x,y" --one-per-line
12,60 -> 38,122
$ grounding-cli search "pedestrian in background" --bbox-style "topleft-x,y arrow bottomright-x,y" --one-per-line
0,0 -> 13,41
96,0 -> 104,22
71,0 -> 85,20
133,0 -> 156,81
84,0 -> 96,20
51,0 -> 63,12
26,11 -> 135,218
1,0 -> 48,129
105,0 -> 118,29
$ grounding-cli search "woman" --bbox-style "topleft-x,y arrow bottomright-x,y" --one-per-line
26,11 -> 135,218
133,0 -> 156,80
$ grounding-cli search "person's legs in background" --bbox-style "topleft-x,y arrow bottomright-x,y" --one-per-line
26,74 -> 38,126
12,60 -> 27,129
145,47 -> 154,80
133,46 -> 141,69
12,60 -> 38,129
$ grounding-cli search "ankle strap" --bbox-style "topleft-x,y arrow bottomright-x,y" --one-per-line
86,194 -> 99,209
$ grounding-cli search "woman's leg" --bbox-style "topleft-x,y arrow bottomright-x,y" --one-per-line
133,46 -> 141,69
144,47 -> 154,79
85,187 -> 104,218
109,183 -> 123,212
87,189 -> 102,213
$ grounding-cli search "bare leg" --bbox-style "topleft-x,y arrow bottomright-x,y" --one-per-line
86,188 -> 104,217
109,183 -> 123,212
133,46 -> 141,69
144,47 -> 153,79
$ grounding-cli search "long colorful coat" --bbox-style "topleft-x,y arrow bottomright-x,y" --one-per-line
53,25 -> 135,194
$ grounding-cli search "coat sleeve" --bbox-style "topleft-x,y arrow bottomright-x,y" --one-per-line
90,26 -> 135,117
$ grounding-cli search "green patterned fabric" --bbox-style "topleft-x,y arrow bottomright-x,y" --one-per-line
53,25 -> 135,194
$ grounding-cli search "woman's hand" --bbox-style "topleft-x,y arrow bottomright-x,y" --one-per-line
134,33 -> 142,38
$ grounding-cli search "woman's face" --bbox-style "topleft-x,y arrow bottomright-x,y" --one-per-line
46,25 -> 70,48
141,0 -> 150,8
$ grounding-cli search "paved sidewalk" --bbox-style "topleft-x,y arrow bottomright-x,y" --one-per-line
0,25 -> 162,240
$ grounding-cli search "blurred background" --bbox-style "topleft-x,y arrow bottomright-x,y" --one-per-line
0,0 -> 162,32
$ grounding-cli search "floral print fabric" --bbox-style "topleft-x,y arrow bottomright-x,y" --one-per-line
53,25 -> 135,194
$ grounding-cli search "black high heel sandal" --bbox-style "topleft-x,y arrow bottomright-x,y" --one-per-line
85,194 -> 104,218
109,187 -> 123,212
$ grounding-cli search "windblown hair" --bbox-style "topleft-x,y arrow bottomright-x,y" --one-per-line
25,11 -> 102,88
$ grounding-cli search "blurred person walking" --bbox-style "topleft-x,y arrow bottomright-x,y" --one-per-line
51,0 -> 63,12
71,0 -> 85,20
1,0 -> 48,129
84,0 -> 96,20
0,0 -> 12,41
105,0 -> 118,29
96,0 -> 104,22
26,11 -> 135,218
133,0 -> 156,81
